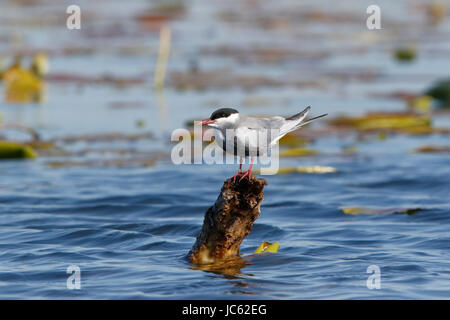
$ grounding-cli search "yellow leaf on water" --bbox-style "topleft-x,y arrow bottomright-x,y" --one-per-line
341,207 -> 423,215
342,207 -> 379,215
408,95 -> 432,113
278,134 -> 309,147
0,141 -> 37,159
279,148 -> 317,157
329,113 -> 431,131
254,241 -> 280,253
2,53 -> 49,104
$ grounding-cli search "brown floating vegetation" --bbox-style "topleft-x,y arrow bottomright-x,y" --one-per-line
169,69 -> 325,91
108,101 -> 147,109
0,122 -> 167,167
201,46 -> 329,64
136,0 -> 186,29
218,8 -> 378,29
413,145 -> 450,153
50,132 -> 153,144
419,1 -> 447,26
47,73 -> 146,87
46,158 -> 157,169
189,174 -> 267,265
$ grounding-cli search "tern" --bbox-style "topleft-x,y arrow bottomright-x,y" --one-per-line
201,106 -> 327,180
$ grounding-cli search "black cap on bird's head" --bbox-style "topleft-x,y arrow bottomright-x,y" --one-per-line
201,108 -> 239,126
210,108 -> 238,120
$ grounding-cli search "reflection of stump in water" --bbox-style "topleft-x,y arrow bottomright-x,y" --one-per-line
189,174 -> 267,265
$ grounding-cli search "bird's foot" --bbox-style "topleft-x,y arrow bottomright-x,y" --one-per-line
229,170 -> 242,182
239,170 -> 252,181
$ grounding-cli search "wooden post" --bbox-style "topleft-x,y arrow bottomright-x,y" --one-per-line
189,174 -> 267,265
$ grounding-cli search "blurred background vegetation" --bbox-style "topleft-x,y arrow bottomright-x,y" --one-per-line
0,0 -> 449,166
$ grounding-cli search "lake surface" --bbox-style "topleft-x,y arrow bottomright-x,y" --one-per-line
0,0 -> 449,299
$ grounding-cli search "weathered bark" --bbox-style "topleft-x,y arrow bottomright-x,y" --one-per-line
189,174 -> 267,265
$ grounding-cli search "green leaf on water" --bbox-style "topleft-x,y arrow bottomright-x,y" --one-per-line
394,47 -> 417,62
0,141 -> 37,159
329,112 -> 434,136
425,78 -> 450,108
341,207 -> 424,216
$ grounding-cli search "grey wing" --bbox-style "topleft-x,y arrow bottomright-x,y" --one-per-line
239,115 -> 285,130
239,115 -> 286,148
238,108 -> 315,147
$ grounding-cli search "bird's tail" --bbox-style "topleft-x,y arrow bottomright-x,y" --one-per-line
285,106 -> 311,121
285,106 -> 327,130
294,113 -> 328,129
272,107 -> 327,146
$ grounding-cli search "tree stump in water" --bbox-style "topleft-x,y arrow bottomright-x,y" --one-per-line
189,174 -> 267,265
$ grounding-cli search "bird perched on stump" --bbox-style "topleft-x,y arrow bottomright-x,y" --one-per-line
201,106 -> 327,180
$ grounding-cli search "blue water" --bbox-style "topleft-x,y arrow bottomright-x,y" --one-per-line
1,0 -> 450,299
0,149 -> 449,299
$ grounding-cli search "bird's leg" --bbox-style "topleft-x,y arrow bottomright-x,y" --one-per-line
239,156 -> 254,180
230,157 -> 243,181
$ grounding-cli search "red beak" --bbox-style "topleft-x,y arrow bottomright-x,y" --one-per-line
201,119 -> 216,126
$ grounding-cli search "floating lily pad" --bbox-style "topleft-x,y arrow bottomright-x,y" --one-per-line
341,207 -> 424,216
0,141 -> 36,159
329,112 -> 431,131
